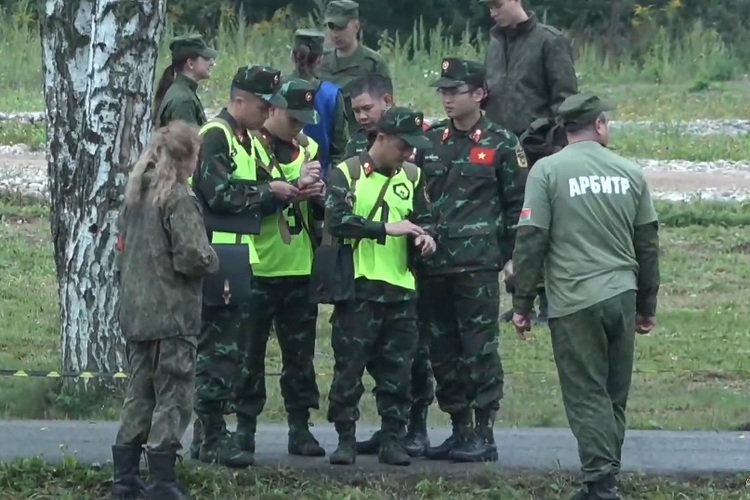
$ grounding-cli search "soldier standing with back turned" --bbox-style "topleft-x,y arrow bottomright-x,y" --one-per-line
414,58 -> 528,463
511,94 -> 660,500
318,0 -> 391,135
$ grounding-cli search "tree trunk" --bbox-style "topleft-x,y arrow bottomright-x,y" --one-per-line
40,0 -> 167,381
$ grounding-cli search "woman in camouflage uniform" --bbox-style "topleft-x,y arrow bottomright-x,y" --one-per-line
112,120 -> 219,500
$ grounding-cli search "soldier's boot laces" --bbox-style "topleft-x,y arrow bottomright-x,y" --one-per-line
355,430 -> 381,455
424,411 -> 471,460
329,421 -> 357,465
570,476 -> 620,500
472,408 -> 499,462
199,417 -> 254,468
287,411 -> 325,457
144,450 -> 190,500
401,405 -> 430,457
110,444 -> 146,499
378,421 -> 411,466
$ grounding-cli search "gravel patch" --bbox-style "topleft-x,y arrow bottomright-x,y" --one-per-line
2,144 -> 750,204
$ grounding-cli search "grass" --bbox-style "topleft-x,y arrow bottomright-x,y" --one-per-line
1,456 -> 749,499
2,198 -> 750,433
0,7 -> 749,120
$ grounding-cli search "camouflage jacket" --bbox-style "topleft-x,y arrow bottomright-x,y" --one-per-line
118,172 -> 219,343
325,152 -> 432,302
194,109 -> 280,218
483,13 -> 578,136
155,74 -> 207,128
414,115 -> 528,275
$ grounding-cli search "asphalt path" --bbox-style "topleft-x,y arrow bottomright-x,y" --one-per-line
1,420 -> 748,477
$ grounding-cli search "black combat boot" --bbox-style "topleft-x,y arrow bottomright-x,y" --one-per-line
378,419 -> 410,466
110,444 -> 146,499
402,405 -> 430,457
287,410 -> 325,457
571,475 -> 620,500
199,415 -> 254,468
355,430 -> 381,455
329,421 -> 357,465
473,408 -> 499,461
424,410 -> 471,460
144,450 -> 189,500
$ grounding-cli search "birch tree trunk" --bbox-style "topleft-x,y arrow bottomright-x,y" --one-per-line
40,0 -> 167,380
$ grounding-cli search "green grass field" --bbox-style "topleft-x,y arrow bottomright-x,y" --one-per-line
1,6 -> 750,499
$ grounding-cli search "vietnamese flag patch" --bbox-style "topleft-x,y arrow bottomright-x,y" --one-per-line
520,208 -> 532,221
469,147 -> 494,166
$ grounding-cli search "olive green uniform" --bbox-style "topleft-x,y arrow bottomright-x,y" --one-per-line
319,0 -> 391,135
155,35 -> 217,128
513,94 -> 660,500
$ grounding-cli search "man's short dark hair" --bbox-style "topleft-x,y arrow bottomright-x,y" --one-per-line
349,74 -> 394,100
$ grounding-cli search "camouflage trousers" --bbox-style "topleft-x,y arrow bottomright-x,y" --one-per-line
550,290 -> 636,483
327,299 -> 418,426
116,337 -> 196,452
194,306 -> 250,418
234,277 -> 321,420
419,271 -> 504,416
366,288 -> 435,407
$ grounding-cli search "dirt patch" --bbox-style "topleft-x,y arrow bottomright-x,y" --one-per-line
645,170 -> 750,192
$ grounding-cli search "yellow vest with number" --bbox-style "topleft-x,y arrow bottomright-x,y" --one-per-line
252,136 -> 319,277
194,120 -> 260,265
338,162 -> 420,291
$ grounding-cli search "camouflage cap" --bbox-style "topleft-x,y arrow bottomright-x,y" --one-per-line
377,106 -> 432,150
294,28 -> 326,53
558,93 -> 616,125
231,65 -> 287,109
430,57 -> 486,88
325,0 -> 359,28
279,78 -> 319,125
169,34 -> 218,61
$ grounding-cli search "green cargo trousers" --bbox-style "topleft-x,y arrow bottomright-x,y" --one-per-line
549,290 -> 636,483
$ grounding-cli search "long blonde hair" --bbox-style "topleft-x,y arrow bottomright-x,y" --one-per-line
124,120 -> 201,208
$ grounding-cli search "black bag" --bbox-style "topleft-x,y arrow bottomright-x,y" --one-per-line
202,242 -> 254,308
309,157 -> 393,305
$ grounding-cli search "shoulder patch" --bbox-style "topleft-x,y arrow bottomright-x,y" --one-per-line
515,145 -> 528,169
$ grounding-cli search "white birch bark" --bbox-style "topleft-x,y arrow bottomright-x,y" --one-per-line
40,0 -> 167,377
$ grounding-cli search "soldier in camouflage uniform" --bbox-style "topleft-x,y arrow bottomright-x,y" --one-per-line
413,57 -> 529,463
345,73 -> 436,458
114,120 -> 219,500
480,0 -> 578,323
232,78 -> 325,462
191,65 -> 297,468
154,34 -> 217,128
325,106 -> 435,466
319,0 -> 391,135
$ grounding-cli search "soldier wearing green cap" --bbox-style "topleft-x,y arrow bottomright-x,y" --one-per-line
189,65 -> 307,469
291,28 -> 350,178
231,77 -> 326,461
511,93 -> 660,500
318,0 -> 391,136
323,106 -> 436,467
413,57 -> 529,464
153,34 -> 217,128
